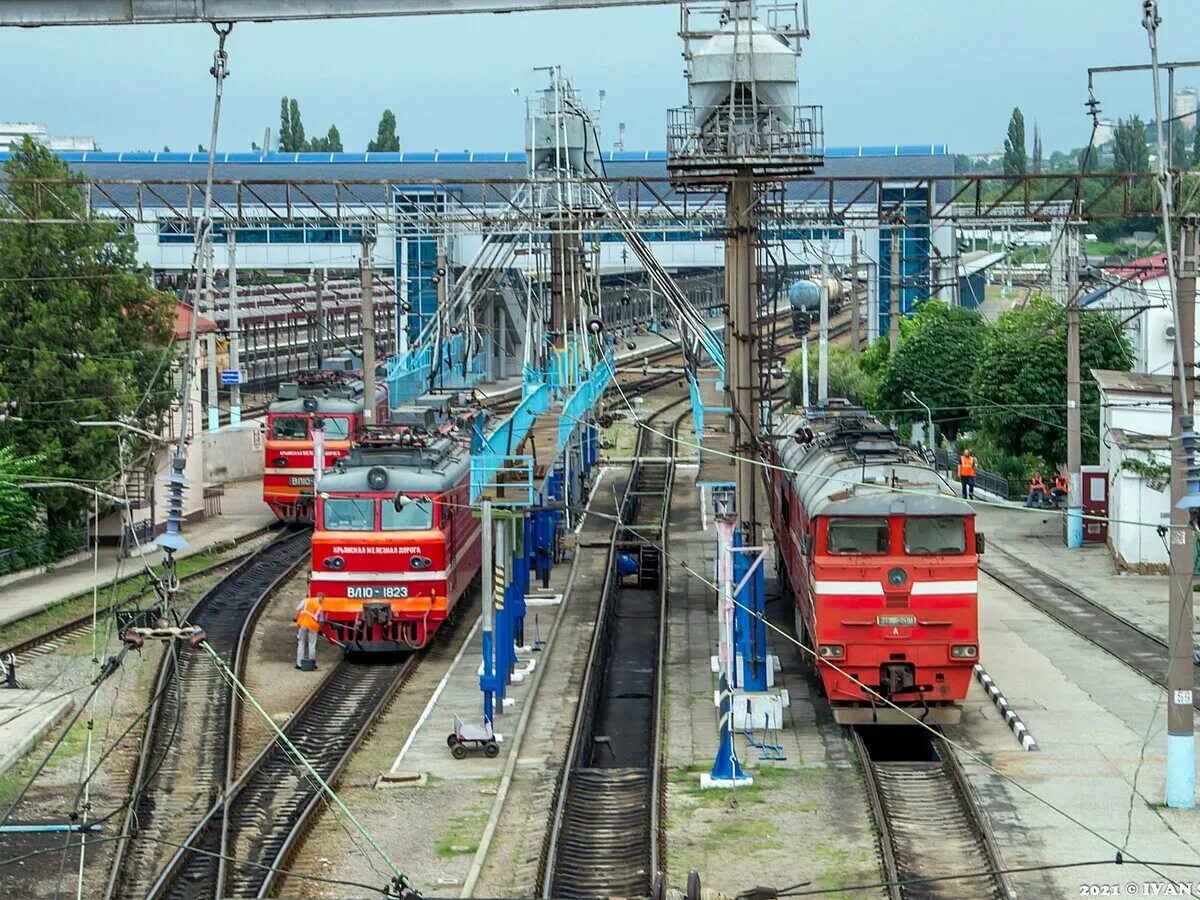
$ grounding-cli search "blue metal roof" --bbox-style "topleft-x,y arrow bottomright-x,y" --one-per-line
0,145 -> 948,166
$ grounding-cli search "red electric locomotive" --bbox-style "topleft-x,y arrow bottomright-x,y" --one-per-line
263,365 -> 388,523
309,409 -> 480,651
769,407 -> 981,725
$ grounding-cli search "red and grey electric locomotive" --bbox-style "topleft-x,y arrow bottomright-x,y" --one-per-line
769,407 -> 982,724
309,406 -> 480,651
263,364 -> 388,523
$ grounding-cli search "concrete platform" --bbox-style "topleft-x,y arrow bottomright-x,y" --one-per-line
973,502 -> 1174,644
664,421 -> 881,894
0,692 -> 74,777
958,565 -> 1200,896
0,478 -> 278,628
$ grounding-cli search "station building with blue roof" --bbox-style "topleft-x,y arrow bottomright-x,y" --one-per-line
0,144 -> 957,341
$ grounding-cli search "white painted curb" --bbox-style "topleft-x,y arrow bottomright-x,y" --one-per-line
974,663 -> 1038,751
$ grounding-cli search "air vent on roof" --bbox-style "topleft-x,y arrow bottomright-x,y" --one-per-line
855,438 -> 898,453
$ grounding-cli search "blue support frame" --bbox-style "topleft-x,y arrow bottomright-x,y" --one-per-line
732,532 -> 768,693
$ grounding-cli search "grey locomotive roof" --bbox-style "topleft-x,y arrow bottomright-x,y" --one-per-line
775,410 -> 973,519
269,397 -> 362,415
319,439 -> 470,495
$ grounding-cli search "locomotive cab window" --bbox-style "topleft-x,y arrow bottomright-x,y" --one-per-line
904,517 -> 966,555
827,517 -> 890,554
322,416 -> 352,440
271,415 -> 309,441
322,497 -> 375,531
382,496 -> 435,530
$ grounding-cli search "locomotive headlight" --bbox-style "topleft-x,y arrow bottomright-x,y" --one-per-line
323,556 -> 345,570
817,644 -> 844,659
410,556 -> 432,569
951,644 -> 978,659
887,567 -> 907,587
272,456 -> 287,467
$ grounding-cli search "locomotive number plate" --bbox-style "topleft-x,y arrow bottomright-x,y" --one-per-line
876,615 -> 916,627
288,476 -> 313,487
346,585 -> 409,599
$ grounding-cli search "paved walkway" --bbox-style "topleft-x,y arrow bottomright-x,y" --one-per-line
972,502 -> 1175,644
0,478 -> 277,628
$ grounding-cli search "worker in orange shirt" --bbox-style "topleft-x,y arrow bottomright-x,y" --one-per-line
295,593 -> 322,671
1026,472 -> 1048,508
958,449 -> 977,500
1050,472 -> 1069,505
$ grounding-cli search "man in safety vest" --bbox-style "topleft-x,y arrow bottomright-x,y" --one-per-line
1026,472 -> 1048,508
1050,472 -> 1069,505
295,593 -> 322,671
958,450 -> 977,500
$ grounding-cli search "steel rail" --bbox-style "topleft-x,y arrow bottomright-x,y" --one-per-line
102,528 -> 311,900
980,543 -> 1200,712
853,729 -> 1011,900
0,525 -> 281,664
539,393 -> 685,898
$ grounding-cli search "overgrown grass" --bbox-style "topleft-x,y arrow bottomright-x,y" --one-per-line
434,812 -> 489,858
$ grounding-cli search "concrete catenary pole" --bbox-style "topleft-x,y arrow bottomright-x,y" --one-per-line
850,233 -> 861,353
205,245 -> 220,432
360,237 -> 376,425
889,229 -> 901,354
817,232 -> 829,405
1066,227 -> 1083,549
1167,217 -> 1197,809
227,229 -> 241,426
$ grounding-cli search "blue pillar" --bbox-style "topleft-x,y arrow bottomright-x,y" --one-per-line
702,671 -> 752,788
511,515 -> 528,647
1066,506 -> 1084,548
732,533 -> 768,692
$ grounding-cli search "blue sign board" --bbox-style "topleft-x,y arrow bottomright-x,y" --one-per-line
220,370 -> 243,385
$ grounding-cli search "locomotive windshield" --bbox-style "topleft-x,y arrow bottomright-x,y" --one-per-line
904,517 -> 966,554
271,415 -> 308,440
382,496 -> 435,530
827,517 -> 889,554
322,416 -> 352,439
322,497 -> 375,531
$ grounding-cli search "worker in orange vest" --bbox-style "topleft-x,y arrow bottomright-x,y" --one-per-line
1050,472 -> 1069,505
1026,472 -> 1048,508
958,449 -> 977,500
295,593 -> 322,671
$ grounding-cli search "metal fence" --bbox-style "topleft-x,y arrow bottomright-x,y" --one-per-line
932,448 -> 1011,500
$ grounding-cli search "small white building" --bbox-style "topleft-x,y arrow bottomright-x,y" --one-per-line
1092,369 -> 1177,572
1092,254 -> 1176,377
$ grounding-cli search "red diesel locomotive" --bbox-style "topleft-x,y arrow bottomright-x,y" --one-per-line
263,367 -> 388,523
769,408 -> 981,725
309,411 -> 480,651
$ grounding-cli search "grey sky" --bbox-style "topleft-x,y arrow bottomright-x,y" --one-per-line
0,1 -> 1196,154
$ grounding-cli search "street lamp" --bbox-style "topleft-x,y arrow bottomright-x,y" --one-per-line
905,390 -> 936,451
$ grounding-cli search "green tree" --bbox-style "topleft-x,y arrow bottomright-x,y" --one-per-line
1193,125 -> 1200,170
0,139 -> 175,542
969,296 -> 1133,467
367,110 -> 400,152
1003,107 -> 1026,175
307,125 -> 343,153
289,98 -> 305,152
877,300 -> 987,443
0,446 -> 45,553
1171,125 -> 1190,170
279,96 -> 292,151
787,343 -> 882,410
1112,115 -> 1150,173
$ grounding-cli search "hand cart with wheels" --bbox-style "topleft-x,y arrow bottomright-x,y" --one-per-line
447,713 -> 500,759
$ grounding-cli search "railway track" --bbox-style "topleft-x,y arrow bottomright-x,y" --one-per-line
104,528 -> 312,900
144,590 -> 470,899
0,528 -> 280,666
855,727 -> 1010,900
539,398 -> 681,899
980,544 -> 1200,710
